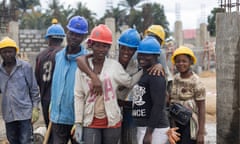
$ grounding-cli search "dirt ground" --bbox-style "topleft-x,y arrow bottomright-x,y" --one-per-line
199,71 -> 216,123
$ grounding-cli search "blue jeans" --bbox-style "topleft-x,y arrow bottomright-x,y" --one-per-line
6,119 -> 33,144
83,127 -> 121,144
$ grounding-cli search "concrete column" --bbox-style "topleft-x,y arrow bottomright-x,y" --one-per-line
174,20 -> 183,47
199,23 -> 208,47
105,17 -> 116,59
216,12 -> 240,144
8,21 -> 19,49
195,29 -> 201,47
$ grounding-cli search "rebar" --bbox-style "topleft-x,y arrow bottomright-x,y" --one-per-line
219,0 -> 240,12
0,2 -> 17,33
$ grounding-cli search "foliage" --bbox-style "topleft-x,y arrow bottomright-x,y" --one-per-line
42,0 -> 73,30
19,7 -> 45,29
117,0 -> 144,32
13,0 -> 40,13
18,0 -> 97,30
141,3 -> 170,37
97,6 -> 127,32
3,0 -> 170,37
207,7 -> 225,36
71,2 -> 97,32
0,0 -> 40,21
119,0 -> 144,8
100,1 -> 170,37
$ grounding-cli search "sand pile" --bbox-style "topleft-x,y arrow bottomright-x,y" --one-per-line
199,71 -> 216,123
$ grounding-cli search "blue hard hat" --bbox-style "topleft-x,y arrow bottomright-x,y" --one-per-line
45,24 -> 65,39
66,16 -> 88,34
118,28 -> 141,48
137,36 -> 161,54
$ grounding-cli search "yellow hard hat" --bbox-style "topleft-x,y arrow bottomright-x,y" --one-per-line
145,25 -> 165,45
171,46 -> 197,64
51,18 -> 58,24
0,37 -> 19,52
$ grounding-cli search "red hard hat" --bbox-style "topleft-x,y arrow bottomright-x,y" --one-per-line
88,24 -> 112,44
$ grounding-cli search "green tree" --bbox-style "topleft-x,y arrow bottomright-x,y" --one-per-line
71,2 -> 97,31
119,0 -> 143,9
98,6 -> 127,32
207,7 -> 225,36
118,0 -> 144,29
43,0 -> 72,29
12,0 -> 40,20
104,1 -> 170,37
19,7 -> 44,29
0,0 -> 40,21
141,3 -> 170,37
12,0 -> 44,29
12,0 -> 40,13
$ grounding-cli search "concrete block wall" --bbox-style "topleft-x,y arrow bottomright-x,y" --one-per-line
19,29 -> 48,52
216,12 -> 240,144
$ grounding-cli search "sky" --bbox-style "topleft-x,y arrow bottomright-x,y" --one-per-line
40,0 -> 219,31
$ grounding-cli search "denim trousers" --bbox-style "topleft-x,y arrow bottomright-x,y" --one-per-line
6,119 -> 33,144
83,127 -> 121,144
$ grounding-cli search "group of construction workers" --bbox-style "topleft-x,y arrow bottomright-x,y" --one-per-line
0,15 -> 206,144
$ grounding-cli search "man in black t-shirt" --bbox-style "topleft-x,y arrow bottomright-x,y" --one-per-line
35,19 -> 65,143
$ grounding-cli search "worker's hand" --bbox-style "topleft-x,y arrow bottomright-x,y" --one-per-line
167,127 -> 181,144
74,123 -> 83,143
31,107 -> 40,124
147,63 -> 165,76
196,133 -> 205,144
90,74 -> 103,96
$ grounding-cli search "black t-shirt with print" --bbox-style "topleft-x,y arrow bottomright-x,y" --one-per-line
132,72 -> 169,128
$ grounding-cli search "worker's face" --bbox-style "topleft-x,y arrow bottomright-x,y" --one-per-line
92,41 -> 110,60
67,30 -> 85,48
119,45 -> 136,66
0,47 -> 16,63
174,54 -> 192,73
137,53 -> 156,69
